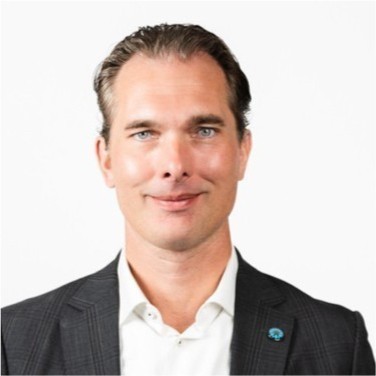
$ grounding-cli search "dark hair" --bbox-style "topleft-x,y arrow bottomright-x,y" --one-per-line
94,23 -> 251,144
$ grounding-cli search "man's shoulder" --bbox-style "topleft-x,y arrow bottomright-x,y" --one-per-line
236,254 -> 375,374
238,255 -> 360,331
244,258 -> 368,353
1,253 -> 121,375
268,271 -> 358,324
1,253 -> 120,325
2,275 -> 85,321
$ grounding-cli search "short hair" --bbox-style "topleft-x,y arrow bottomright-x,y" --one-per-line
94,23 -> 251,144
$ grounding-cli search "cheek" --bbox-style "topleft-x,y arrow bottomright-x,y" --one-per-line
112,152 -> 152,188
199,148 -> 240,182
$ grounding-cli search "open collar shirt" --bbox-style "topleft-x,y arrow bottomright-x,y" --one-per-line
117,247 -> 238,375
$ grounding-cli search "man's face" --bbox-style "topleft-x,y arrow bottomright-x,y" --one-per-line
97,53 -> 251,251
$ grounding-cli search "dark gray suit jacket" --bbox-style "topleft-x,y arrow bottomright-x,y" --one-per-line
2,251 -> 375,375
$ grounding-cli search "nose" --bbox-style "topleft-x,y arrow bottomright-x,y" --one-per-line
156,136 -> 192,182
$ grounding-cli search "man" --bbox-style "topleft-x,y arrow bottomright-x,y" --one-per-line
1,24 -> 374,375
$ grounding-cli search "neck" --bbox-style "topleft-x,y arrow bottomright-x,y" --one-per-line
124,224 -> 232,332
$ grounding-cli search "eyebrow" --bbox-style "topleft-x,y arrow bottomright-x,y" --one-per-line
123,114 -> 226,132
187,114 -> 225,127
124,120 -> 158,131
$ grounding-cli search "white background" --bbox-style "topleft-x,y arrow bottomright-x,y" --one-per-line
2,1 -> 375,350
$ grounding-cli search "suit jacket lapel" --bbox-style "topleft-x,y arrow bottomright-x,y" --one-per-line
231,251 -> 295,375
58,250 -> 293,375
60,255 -> 121,375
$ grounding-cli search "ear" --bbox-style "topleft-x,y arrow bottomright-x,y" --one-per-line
95,136 -> 115,188
237,129 -> 252,181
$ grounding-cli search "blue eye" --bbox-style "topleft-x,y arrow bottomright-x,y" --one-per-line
198,128 -> 216,138
133,131 -> 152,141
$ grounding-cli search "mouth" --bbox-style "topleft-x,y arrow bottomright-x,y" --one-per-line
148,193 -> 203,211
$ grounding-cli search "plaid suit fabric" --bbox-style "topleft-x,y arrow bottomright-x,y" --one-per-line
230,255 -> 375,375
2,251 -> 375,375
2,258 -> 120,375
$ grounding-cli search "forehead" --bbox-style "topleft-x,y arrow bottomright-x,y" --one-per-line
113,52 -> 229,102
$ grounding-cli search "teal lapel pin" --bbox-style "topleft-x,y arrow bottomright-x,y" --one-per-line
268,327 -> 285,341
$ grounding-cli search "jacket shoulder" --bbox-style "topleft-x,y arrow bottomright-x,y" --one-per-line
265,271 -> 358,324
268,272 -> 346,306
1,254 -> 120,375
238,258 -> 375,374
2,254 -> 119,325
2,276 -> 85,323
238,254 -> 357,321
259,270 -> 375,374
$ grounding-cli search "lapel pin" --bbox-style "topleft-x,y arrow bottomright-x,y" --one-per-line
268,327 -> 284,341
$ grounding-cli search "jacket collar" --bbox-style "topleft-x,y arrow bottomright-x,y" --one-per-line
60,253 -> 121,375
59,250 -> 294,375
230,249 -> 294,375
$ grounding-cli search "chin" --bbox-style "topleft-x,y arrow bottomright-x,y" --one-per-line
149,225 -> 225,252
147,230 -> 208,252
150,238 -> 196,252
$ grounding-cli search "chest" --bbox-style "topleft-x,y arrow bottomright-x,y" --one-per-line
119,310 -> 233,375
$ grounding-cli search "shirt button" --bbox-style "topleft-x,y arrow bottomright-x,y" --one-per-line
177,339 -> 183,345
147,312 -> 157,320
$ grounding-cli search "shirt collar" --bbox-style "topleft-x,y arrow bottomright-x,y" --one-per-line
118,246 -> 238,326
200,246 -> 238,317
118,248 -> 149,326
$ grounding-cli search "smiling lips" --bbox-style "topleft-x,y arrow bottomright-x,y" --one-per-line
149,193 -> 202,211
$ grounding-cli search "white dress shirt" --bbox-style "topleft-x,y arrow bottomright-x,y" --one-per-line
117,247 -> 238,376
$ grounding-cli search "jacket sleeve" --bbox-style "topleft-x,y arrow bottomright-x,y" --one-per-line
1,327 -> 9,375
351,311 -> 375,375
